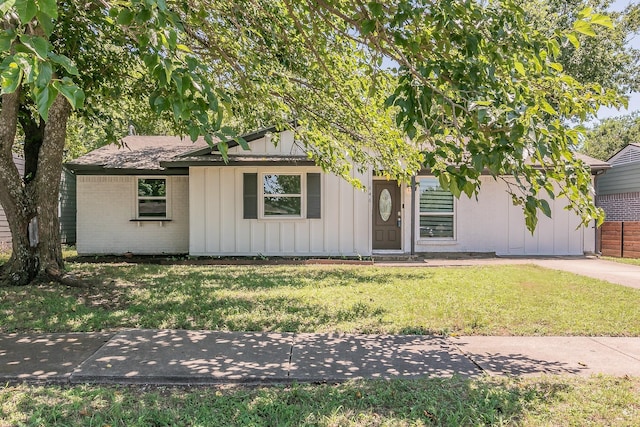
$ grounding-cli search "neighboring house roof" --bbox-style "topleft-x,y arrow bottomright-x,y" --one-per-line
607,143 -> 640,166
574,153 -> 610,172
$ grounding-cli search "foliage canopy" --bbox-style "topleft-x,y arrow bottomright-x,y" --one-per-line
582,112 -> 640,161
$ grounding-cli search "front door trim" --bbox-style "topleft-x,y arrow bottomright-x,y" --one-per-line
372,180 -> 402,250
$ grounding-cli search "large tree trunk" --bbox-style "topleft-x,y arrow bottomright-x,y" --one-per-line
0,91 -> 39,285
0,93 -> 71,287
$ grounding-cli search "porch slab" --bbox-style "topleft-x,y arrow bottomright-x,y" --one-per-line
70,330 -> 294,384
289,334 -> 481,381
0,333 -> 112,383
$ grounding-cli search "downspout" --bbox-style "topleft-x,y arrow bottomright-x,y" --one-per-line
593,169 -> 606,255
410,176 -> 416,256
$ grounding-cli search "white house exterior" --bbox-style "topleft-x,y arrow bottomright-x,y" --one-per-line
67,129 -> 606,257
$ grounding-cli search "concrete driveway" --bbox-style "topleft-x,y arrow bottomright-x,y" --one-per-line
528,258 -> 640,289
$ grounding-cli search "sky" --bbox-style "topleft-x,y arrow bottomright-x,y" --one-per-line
595,0 -> 640,121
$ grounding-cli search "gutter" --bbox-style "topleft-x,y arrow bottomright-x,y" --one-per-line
593,168 -> 607,255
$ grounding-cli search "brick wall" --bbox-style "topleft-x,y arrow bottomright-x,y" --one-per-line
76,175 -> 189,255
599,221 -> 640,258
597,192 -> 640,221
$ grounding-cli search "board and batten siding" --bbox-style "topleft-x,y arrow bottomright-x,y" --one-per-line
0,156 -> 25,245
76,175 -> 189,255
189,166 -> 371,256
410,176 -> 592,256
188,129 -> 371,256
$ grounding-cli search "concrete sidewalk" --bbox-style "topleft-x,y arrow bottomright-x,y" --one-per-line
2,330 -> 640,385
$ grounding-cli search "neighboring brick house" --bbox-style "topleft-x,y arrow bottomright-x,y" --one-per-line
597,143 -> 640,221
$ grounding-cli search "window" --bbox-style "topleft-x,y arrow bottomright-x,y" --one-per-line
419,177 -> 454,239
137,178 -> 167,218
243,172 -> 321,219
263,174 -> 302,217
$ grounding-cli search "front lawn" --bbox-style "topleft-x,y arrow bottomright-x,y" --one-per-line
1,262 -> 639,336
2,376 -> 639,426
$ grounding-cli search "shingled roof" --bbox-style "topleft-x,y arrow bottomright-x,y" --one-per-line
66,136 -> 208,174
67,132 -> 609,175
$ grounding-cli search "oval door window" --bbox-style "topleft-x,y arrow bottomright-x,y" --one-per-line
379,189 -> 392,222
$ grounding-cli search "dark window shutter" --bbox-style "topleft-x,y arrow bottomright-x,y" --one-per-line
307,173 -> 321,219
243,173 -> 258,219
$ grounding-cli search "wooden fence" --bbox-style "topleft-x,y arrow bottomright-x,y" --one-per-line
599,221 -> 640,258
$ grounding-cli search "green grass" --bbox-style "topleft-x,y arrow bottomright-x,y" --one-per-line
1,376 -> 639,426
604,256 -> 640,267
1,262 -> 640,335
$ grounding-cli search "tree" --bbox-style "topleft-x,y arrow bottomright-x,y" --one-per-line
0,0 -> 624,286
581,112 -> 640,160
0,0 -> 228,286
518,0 -> 640,94
187,0 -> 622,230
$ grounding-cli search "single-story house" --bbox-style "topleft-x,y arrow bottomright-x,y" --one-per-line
66,128 -> 608,257
596,143 -> 640,221
0,155 -> 76,247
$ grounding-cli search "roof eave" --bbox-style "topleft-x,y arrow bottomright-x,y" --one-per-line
65,164 -> 189,175
161,156 -> 315,168
178,122 -> 297,158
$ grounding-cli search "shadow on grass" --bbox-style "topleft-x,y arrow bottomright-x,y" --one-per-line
1,376 -> 577,426
110,294 -> 390,332
3,263 -> 426,333
0,276 -> 392,333
211,378 -> 570,426
71,263 -> 436,291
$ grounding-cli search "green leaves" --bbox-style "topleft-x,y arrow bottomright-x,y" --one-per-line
47,53 -> 79,76
52,78 -> 85,109
15,0 -> 37,23
0,60 -> 22,93
0,0 -> 17,15
20,35 -> 48,59
0,0 -> 623,233
37,0 -> 57,19
573,9 -> 614,36
12,0 -> 58,23
0,0 -> 85,120
573,20 -> 596,37
34,84 -> 57,120
0,31 -> 16,52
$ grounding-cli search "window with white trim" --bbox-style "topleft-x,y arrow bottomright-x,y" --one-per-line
419,177 -> 454,239
262,174 -> 302,217
137,178 -> 167,218
243,172 -> 321,220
